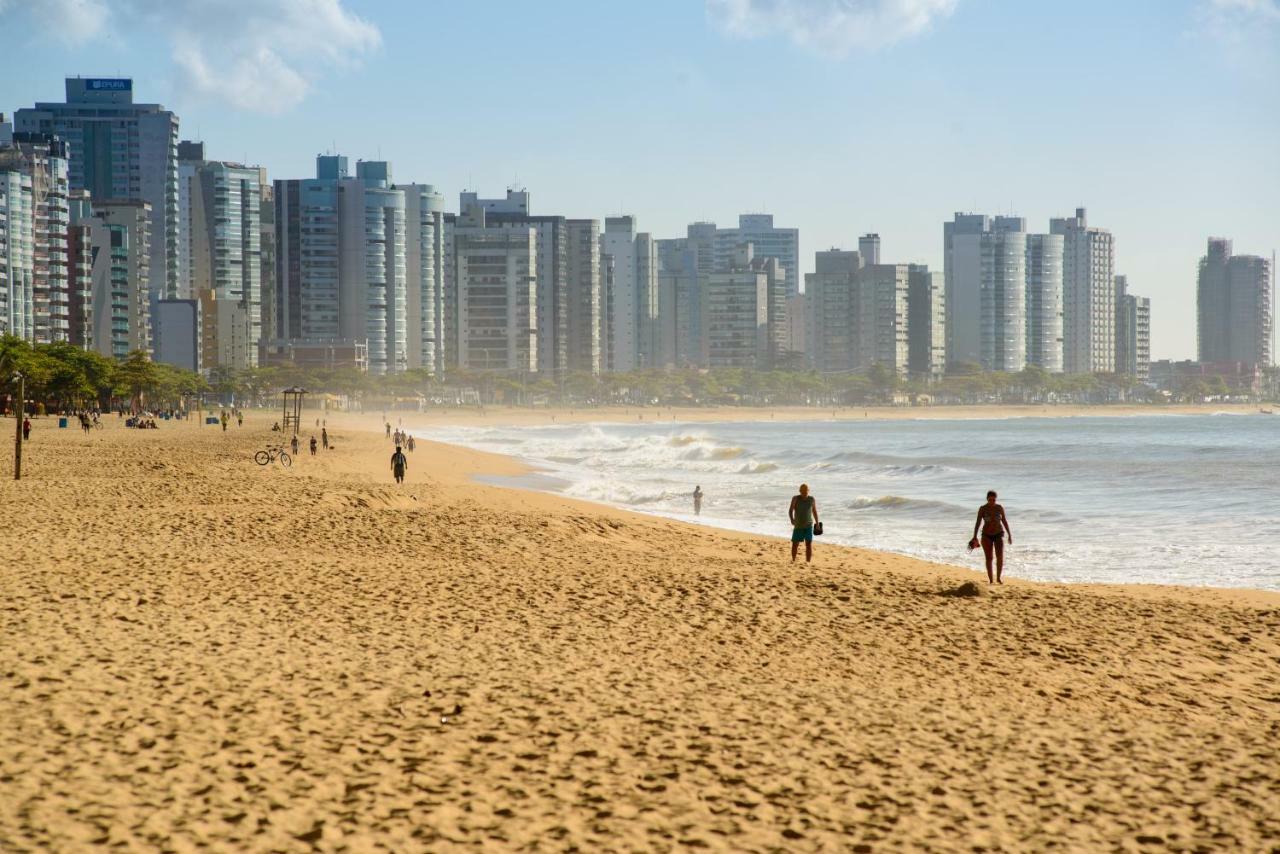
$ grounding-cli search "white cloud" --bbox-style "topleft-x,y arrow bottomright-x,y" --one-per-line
707,0 -> 958,56
46,0 -> 110,45
1205,0 -> 1280,22
1195,0 -> 1280,72
1,0 -> 380,113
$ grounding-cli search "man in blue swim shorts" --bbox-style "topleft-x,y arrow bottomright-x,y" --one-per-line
788,483 -> 819,564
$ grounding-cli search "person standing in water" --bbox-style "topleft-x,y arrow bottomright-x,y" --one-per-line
391,444 -> 408,484
693,485 -> 703,516
972,490 -> 1013,584
788,484 -> 819,564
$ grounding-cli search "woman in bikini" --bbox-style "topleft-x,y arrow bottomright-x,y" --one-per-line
972,490 -> 1012,584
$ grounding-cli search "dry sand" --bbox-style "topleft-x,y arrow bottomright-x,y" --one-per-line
1,412 -> 1277,851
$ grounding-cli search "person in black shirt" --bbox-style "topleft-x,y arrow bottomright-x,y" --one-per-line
391,445 -> 408,484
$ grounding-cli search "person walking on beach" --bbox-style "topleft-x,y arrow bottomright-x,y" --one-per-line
309,436 -> 317,456
391,444 -> 408,484
407,435 -> 416,452
237,411 -> 243,428
22,417 -> 31,441
290,434 -> 300,456
789,484 -> 819,564
386,422 -> 391,439
693,485 -> 703,515
321,427 -> 329,450
972,490 -> 1013,584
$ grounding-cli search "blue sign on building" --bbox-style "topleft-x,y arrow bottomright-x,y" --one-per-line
85,78 -> 132,92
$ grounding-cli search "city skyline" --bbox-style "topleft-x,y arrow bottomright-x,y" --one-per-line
1,0 -> 1277,361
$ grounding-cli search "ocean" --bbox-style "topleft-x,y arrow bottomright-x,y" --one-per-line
426,413 -> 1280,591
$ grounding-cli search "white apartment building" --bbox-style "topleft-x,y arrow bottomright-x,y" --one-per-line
177,141 -> 262,370
1025,232 -> 1065,373
944,213 -> 1026,372
340,161 -> 407,375
1051,207 -> 1115,374
454,204 -> 537,372
274,155 -> 409,374
856,264 -> 911,375
399,184 -> 447,373
1114,275 -> 1151,380
706,246 -> 770,369
0,127 -> 70,344
601,216 -> 657,371
907,264 -> 945,381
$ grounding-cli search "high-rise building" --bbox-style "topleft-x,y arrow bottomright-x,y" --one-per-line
601,216 -> 658,371
153,298 -> 201,373
0,150 -> 35,340
17,78 -> 179,304
258,181 -> 276,347
657,237 -> 705,368
399,184 -> 446,373
1197,238 -> 1273,367
458,190 -> 601,377
459,188 -> 529,215
177,140 -> 262,369
859,233 -> 881,265
453,204 -> 537,372
565,219 -> 602,374
944,213 -> 1026,372
714,214 -> 800,296
341,161 -> 407,375
785,292 -> 807,363
1025,232 -> 1065,373
855,264 -> 910,376
89,200 -> 151,357
1114,275 -> 1151,381
907,264 -> 945,381
66,190 -> 94,348
1051,207 -> 1115,374
274,155 -> 408,374
804,249 -> 862,374
0,128 -> 70,343
705,245 -> 772,369
599,250 -> 615,373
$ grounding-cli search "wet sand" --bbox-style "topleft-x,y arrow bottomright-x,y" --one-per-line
1,412 -> 1276,850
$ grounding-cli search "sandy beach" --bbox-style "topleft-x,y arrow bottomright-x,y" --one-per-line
1,411 -> 1277,850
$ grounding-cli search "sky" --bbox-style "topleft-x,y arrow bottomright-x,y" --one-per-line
1,0 -> 1277,360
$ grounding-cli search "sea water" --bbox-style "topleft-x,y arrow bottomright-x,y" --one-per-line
426,414 -> 1280,591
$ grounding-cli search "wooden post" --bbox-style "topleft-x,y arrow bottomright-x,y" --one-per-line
13,372 -> 24,481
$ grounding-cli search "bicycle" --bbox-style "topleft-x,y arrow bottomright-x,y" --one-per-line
254,445 -> 292,468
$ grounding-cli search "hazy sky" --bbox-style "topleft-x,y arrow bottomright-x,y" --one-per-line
2,0 -> 1277,359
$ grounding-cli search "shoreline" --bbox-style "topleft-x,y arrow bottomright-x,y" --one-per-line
332,411 -> 1280,603
356,401 -> 1268,428
3,411 -> 1278,848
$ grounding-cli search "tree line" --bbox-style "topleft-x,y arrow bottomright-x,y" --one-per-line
3,334 -> 1270,414
0,336 -> 204,411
